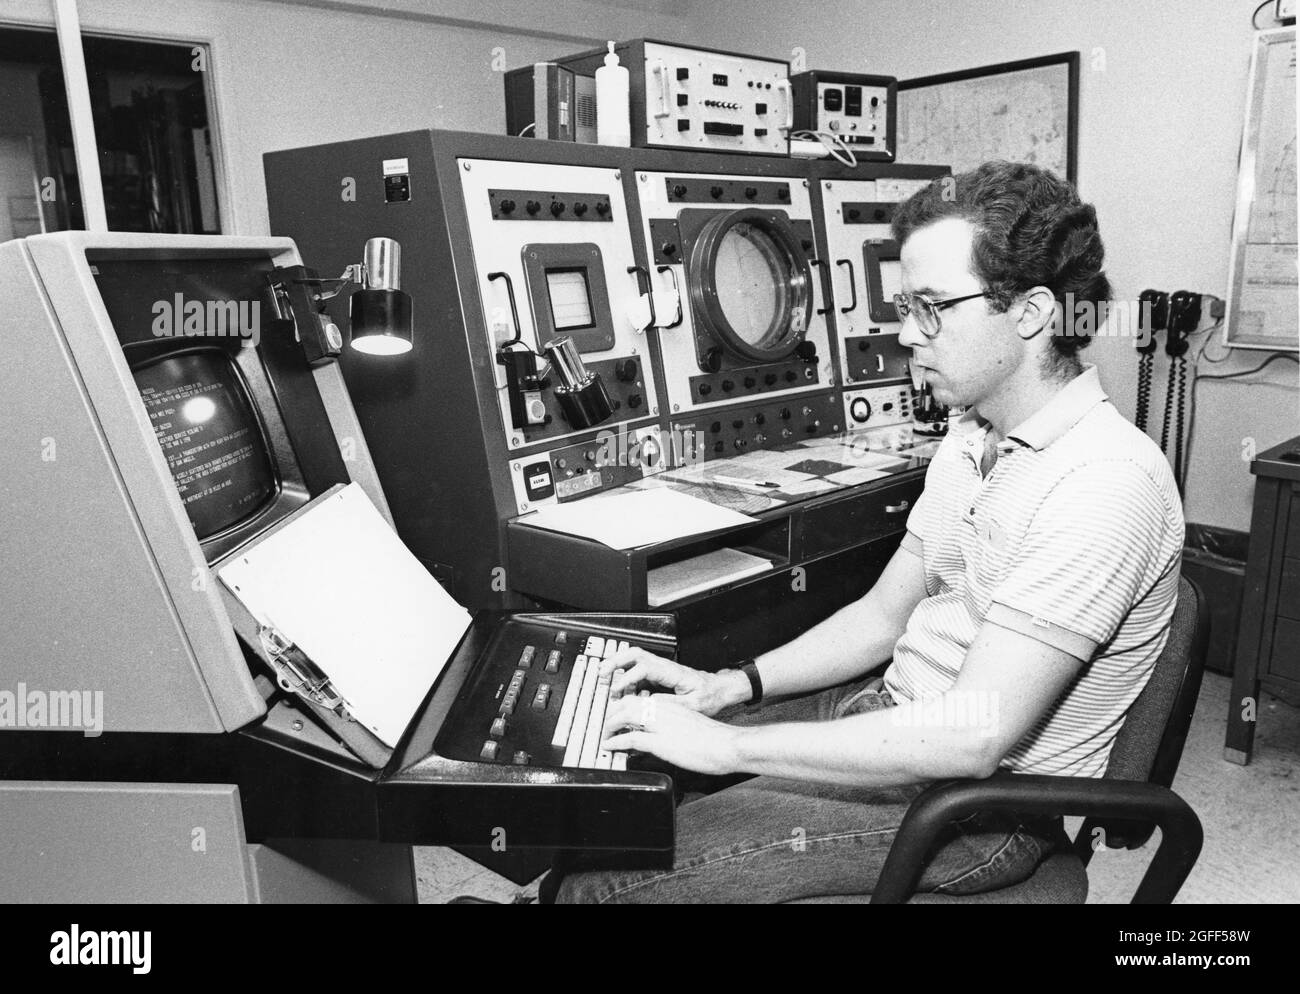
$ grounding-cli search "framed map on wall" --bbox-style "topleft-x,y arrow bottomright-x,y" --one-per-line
1224,28 -> 1297,352
897,53 -> 1079,184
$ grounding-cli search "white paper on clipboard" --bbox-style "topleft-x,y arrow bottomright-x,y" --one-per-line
217,483 -> 471,748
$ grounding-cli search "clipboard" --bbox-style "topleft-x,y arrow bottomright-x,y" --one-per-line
217,483 -> 472,749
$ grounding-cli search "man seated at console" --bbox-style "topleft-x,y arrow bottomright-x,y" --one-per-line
551,161 -> 1185,904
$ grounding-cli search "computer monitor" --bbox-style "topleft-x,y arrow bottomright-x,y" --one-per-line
130,347 -> 280,543
87,250 -> 346,562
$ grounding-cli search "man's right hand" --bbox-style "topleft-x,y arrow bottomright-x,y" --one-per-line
600,647 -> 751,718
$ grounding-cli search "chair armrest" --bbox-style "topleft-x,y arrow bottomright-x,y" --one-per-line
870,771 -> 1202,904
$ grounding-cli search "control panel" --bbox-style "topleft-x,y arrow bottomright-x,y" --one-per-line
843,383 -> 915,431
817,174 -> 939,387
637,169 -> 835,430
791,71 -> 896,161
560,40 -> 791,156
460,159 -> 660,456
436,614 -> 676,773
509,423 -> 674,514
673,392 -> 842,461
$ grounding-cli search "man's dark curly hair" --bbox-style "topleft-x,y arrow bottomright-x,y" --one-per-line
890,161 -> 1110,370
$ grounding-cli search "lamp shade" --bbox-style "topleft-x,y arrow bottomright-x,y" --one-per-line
350,288 -> 412,355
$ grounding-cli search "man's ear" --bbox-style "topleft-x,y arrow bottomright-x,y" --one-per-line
1015,286 -> 1058,341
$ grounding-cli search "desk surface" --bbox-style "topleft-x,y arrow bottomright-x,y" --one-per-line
596,423 -> 942,517
1252,435 -> 1300,483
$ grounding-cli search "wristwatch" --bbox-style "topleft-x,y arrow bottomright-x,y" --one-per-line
738,658 -> 763,705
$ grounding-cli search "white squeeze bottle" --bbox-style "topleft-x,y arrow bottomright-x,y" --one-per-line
595,41 -> 630,147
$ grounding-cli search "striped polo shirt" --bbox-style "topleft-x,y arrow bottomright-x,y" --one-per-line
883,365 -> 1185,778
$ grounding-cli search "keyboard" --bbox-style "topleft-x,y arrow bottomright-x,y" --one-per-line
435,615 -> 673,773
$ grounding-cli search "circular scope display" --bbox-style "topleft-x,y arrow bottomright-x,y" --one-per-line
687,208 -> 811,366
713,222 -> 790,350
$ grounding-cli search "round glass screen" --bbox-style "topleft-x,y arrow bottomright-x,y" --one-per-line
712,222 -> 792,349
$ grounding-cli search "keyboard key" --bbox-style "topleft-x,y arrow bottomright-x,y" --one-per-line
612,752 -> 628,771
578,669 -> 613,768
512,751 -> 530,765
551,654 -> 589,748
554,631 -> 568,645
602,641 -> 619,660
618,640 -> 631,654
545,649 -> 562,673
595,749 -> 613,770
518,645 -> 536,668
562,663 -> 603,767
480,740 -> 499,761
532,685 -> 551,710
490,717 -> 507,737
584,636 -> 605,657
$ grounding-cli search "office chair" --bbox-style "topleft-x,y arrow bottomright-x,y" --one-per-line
793,574 -> 1210,904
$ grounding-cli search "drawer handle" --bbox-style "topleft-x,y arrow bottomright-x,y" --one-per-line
884,500 -> 910,514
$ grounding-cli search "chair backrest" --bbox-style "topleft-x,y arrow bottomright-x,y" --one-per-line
1103,574 -> 1210,785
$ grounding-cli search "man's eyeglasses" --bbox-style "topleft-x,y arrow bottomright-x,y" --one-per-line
892,290 -> 992,338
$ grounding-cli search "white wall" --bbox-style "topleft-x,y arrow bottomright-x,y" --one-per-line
682,0 -> 1299,532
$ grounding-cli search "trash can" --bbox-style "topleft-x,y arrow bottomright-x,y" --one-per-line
1181,523 -> 1249,676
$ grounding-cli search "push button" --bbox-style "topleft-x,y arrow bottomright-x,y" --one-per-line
545,649 -> 562,673
490,716 -> 507,737
480,740 -> 499,761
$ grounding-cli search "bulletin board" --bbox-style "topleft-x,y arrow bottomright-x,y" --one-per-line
1224,28 -> 1298,352
897,52 -> 1079,183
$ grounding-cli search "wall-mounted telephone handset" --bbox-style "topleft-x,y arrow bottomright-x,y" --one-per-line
1162,291 -> 1201,495
1135,289 -> 1167,434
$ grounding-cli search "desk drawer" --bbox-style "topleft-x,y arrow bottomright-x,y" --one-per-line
798,475 -> 923,560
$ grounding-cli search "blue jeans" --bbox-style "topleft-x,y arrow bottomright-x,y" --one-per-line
551,675 -> 1057,904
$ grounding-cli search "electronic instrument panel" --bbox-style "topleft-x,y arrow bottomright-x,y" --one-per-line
558,40 -> 792,156
265,130 -> 949,612
637,168 -> 843,456
791,70 -> 897,161
817,175 -> 936,430
457,158 -> 675,513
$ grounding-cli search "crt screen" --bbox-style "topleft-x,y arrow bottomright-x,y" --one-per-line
546,268 -> 595,330
877,258 -> 903,302
132,349 -> 278,541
